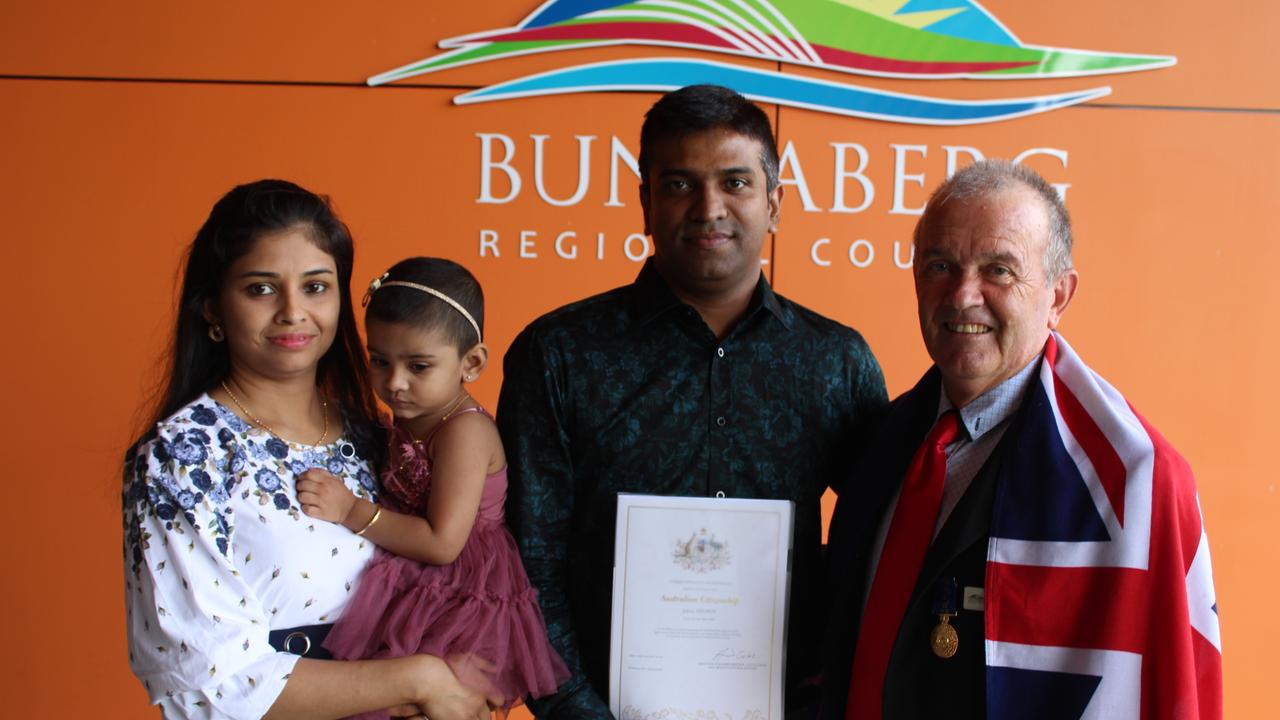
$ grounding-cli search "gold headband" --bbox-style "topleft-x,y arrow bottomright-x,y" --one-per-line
362,272 -> 482,343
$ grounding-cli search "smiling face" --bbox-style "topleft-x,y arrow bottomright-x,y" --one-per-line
365,319 -> 487,437
914,185 -> 1078,407
641,128 -> 781,302
206,227 -> 340,384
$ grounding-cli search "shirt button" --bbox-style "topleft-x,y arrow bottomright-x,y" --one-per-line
716,416 -> 726,427
716,347 -> 725,358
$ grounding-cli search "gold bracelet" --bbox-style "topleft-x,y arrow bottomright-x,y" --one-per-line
354,506 -> 382,536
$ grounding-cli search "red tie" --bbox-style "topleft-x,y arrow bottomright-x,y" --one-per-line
846,410 -> 961,719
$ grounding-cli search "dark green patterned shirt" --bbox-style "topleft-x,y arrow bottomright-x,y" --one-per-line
497,260 -> 888,718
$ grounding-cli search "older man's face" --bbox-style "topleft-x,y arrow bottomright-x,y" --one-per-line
914,185 -> 1078,407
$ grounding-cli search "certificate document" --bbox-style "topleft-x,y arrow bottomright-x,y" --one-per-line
609,494 -> 793,720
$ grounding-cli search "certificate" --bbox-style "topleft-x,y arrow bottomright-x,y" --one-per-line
609,494 -> 793,720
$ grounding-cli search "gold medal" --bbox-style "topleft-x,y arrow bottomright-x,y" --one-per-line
930,613 -> 959,658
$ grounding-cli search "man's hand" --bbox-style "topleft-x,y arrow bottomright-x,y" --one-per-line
296,468 -> 358,524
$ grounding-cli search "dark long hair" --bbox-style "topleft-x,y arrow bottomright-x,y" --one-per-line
139,179 -> 380,456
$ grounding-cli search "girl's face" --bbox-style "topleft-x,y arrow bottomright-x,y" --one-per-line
207,228 -> 340,384
366,319 -> 483,435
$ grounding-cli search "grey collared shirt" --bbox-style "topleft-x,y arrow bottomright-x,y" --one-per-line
864,354 -> 1043,600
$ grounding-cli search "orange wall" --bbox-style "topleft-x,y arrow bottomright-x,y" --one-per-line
2,2 -> 1276,717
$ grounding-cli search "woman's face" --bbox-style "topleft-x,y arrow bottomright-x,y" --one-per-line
206,227 -> 341,384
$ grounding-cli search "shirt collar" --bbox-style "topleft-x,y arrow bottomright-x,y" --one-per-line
936,349 -> 1043,441
629,258 -> 791,329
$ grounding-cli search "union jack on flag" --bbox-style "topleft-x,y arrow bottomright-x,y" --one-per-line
983,333 -> 1222,718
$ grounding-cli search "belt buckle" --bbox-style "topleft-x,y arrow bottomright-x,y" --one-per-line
282,630 -> 312,656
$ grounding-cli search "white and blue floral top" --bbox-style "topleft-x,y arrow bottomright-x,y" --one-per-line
122,394 -> 379,719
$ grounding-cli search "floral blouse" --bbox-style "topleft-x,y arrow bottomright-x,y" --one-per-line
122,394 -> 378,719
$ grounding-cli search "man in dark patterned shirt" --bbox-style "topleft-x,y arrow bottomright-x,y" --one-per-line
497,85 -> 888,719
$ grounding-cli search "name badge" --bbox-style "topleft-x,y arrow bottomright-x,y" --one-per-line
962,586 -> 985,612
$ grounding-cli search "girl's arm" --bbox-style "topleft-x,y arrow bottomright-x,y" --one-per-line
299,412 -> 501,565
263,654 -> 490,720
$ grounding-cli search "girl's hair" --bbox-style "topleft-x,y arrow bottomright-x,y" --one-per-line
364,257 -> 484,353
140,179 -> 381,454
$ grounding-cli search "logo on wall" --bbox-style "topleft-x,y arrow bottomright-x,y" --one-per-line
369,0 -> 1173,125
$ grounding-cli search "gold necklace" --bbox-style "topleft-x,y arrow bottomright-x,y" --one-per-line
395,391 -> 471,474
220,379 -> 330,446
439,390 -> 471,423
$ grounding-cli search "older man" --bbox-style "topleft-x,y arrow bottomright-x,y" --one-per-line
498,85 -> 887,718
820,160 -> 1222,719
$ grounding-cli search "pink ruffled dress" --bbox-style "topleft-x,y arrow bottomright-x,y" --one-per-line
324,408 -> 569,716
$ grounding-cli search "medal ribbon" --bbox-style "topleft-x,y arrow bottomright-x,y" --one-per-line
846,410 -> 960,719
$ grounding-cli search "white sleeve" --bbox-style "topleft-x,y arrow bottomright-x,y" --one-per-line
123,425 -> 299,720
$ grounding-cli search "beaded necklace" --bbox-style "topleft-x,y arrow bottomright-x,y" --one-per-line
220,379 -> 330,446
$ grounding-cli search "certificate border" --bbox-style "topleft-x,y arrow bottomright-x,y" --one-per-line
610,495 -> 794,720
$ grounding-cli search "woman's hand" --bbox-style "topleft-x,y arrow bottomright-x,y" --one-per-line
297,468 -> 358,524
264,653 -> 494,720
392,654 -> 494,720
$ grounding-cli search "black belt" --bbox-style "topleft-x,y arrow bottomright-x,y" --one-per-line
268,623 -> 334,659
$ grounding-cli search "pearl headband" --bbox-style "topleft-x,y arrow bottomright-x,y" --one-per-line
362,272 -> 482,343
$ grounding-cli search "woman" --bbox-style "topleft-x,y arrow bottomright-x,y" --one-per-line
123,179 -> 490,720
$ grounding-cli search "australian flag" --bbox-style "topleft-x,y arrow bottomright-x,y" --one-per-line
983,333 -> 1222,718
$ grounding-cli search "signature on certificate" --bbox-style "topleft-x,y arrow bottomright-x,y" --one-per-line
711,647 -> 759,662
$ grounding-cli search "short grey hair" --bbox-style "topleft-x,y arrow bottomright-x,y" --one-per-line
913,159 -> 1073,279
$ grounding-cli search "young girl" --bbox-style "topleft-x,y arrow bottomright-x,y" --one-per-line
297,257 -> 568,717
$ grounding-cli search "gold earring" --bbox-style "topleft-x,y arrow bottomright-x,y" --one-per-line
208,324 -> 225,342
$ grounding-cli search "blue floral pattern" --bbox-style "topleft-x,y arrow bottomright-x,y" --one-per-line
191,405 -> 217,426
122,394 -> 380,718
254,467 -> 282,494
126,400 -> 377,569
265,437 -> 289,459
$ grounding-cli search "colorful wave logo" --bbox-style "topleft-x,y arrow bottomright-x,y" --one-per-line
369,0 -> 1175,125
